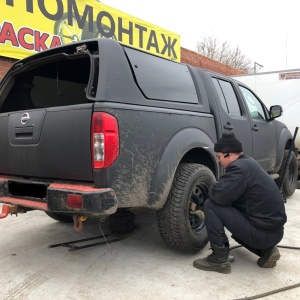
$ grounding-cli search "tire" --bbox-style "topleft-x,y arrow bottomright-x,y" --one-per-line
45,212 -> 73,223
275,150 -> 298,197
157,163 -> 216,253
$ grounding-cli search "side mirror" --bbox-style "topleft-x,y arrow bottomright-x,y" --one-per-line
269,105 -> 283,119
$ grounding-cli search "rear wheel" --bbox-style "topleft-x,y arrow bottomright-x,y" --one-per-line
45,212 -> 73,223
157,163 -> 215,253
276,150 -> 298,197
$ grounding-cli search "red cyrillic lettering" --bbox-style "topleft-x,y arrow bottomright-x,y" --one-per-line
34,31 -> 49,51
0,22 -> 18,46
50,36 -> 62,48
18,27 -> 34,50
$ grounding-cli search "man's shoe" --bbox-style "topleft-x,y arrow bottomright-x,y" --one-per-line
193,244 -> 231,274
193,255 -> 231,274
257,246 -> 280,268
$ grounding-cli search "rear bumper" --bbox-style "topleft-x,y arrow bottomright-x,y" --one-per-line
0,177 -> 118,215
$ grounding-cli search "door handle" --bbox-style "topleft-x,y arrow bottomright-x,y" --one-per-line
252,124 -> 259,131
223,122 -> 233,130
15,126 -> 34,138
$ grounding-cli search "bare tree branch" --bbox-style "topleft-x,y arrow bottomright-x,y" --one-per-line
196,35 -> 253,73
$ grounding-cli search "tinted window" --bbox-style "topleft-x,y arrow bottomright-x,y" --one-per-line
218,79 -> 241,116
212,78 -> 241,117
125,48 -> 199,103
212,78 -> 229,113
0,56 -> 91,113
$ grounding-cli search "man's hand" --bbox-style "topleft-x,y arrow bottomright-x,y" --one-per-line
190,210 -> 205,221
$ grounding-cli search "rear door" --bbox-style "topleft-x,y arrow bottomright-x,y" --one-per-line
0,54 -> 95,181
210,76 -> 253,157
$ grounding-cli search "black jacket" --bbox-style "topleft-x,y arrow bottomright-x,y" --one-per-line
209,155 -> 287,232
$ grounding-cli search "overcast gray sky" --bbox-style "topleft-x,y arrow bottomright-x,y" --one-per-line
102,0 -> 299,72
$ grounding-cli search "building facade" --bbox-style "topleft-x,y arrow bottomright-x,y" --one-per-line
0,47 -> 245,81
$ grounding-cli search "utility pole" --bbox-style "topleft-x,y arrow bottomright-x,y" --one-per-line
254,62 -> 263,73
286,32 -> 288,69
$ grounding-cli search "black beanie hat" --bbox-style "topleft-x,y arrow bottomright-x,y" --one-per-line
214,132 -> 243,153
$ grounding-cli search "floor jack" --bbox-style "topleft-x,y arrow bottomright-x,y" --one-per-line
48,234 -> 120,251
48,210 -> 139,251
48,214 -> 120,251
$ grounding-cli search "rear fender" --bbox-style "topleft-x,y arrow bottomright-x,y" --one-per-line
148,128 -> 217,209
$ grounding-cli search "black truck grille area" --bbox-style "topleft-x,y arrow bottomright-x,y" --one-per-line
8,181 -> 47,200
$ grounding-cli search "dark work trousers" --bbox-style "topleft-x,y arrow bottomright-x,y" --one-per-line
204,199 -> 284,257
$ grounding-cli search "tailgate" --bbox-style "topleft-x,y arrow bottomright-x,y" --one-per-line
0,50 -> 97,182
0,106 -> 94,181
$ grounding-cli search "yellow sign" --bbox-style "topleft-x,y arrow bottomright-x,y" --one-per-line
0,0 -> 180,61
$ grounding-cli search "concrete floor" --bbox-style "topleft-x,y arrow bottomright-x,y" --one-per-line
0,189 -> 299,300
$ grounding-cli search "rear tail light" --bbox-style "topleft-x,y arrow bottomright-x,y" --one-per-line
91,112 -> 119,169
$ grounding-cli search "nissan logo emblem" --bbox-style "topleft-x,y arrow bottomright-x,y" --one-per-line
21,112 -> 30,125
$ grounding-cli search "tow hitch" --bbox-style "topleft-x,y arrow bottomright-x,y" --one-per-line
0,204 -> 26,219
72,214 -> 87,232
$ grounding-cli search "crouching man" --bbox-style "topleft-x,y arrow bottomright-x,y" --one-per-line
193,132 -> 287,274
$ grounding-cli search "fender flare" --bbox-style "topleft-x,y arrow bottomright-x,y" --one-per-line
274,128 -> 292,172
147,128 -> 217,208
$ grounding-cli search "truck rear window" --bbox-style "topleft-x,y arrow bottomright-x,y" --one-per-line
0,55 -> 92,113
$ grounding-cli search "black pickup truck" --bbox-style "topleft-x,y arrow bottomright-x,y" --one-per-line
0,39 -> 297,252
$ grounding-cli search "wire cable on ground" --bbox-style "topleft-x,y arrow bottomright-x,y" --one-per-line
231,244 -> 300,299
98,219 -> 112,251
233,282 -> 300,300
230,244 -> 300,251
